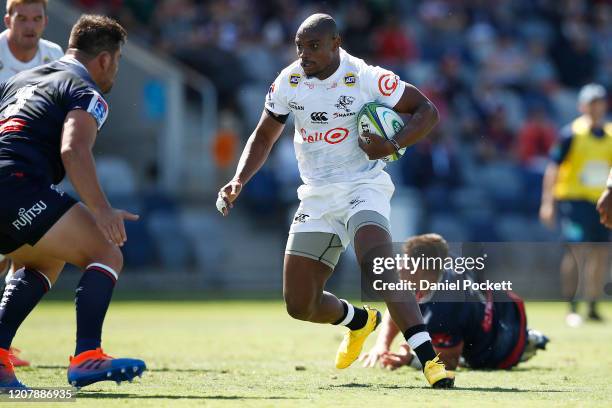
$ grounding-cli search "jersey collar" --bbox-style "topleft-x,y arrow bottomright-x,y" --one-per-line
59,55 -> 100,91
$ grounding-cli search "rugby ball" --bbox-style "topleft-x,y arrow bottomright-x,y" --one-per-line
357,102 -> 406,162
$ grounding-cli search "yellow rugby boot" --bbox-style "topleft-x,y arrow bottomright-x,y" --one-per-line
335,306 -> 381,369
424,355 -> 455,388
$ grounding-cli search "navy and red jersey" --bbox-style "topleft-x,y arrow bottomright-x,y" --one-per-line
419,270 -> 527,369
0,56 -> 108,184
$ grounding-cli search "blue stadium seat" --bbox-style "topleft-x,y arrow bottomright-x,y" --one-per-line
123,220 -> 156,268
429,214 -> 468,242
147,211 -> 193,268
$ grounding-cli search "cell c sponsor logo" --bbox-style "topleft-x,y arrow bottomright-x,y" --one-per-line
324,127 -> 349,144
378,74 -> 399,96
300,127 -> 349,144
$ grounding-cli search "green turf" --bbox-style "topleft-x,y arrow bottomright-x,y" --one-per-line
6,300 -> 612,407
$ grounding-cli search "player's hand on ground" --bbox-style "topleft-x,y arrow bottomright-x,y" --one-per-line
92,206 -> 139,247
596,188 -> 612,228
380,344 -> 412,370
358,132 -> 395,160
539,202 -> 556,229
359,343 -> 389,368
217,179 -> 243,216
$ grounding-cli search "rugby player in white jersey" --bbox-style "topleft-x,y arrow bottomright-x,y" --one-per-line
217,14 -> 454,388
0,0 -> 63,367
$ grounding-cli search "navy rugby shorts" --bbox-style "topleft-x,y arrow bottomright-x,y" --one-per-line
0,169 -> 76,254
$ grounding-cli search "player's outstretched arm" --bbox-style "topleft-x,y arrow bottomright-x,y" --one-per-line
61,110 -> 139,246
360,309 -> 400,368
217,110 -> 285,216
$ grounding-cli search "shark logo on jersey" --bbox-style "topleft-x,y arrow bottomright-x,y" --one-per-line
86,92 -> 109,130
335,95 -> 355,112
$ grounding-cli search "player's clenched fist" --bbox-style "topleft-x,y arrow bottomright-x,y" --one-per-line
217,179 -> 243,216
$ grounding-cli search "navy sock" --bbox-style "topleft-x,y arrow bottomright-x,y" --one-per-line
75,264 -> 118,355
0,268 -> 50,349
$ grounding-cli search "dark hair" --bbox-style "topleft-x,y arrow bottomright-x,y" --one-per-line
68,15 -> 127,57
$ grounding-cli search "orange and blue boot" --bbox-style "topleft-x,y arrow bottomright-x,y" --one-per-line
8,347 -> 30,367
0,348 -> 27,391
67,348 -> 146,388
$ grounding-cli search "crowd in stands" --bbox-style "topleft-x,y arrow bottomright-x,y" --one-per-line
70,0 -> 612,258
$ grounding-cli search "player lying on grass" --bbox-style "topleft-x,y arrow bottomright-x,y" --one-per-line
0,15 -> 145,390
218,14 -> 454,388
361,234 -> 549,370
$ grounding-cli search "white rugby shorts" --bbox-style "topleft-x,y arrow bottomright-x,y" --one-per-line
288,171 -> 394,248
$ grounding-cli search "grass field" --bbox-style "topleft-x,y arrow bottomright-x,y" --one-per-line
5,299 -> 612,407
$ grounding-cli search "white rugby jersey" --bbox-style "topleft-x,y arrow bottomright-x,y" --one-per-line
265,48 -> 405,186
0,29 -> 63,84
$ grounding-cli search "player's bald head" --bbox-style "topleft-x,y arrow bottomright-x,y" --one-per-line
297,13 -> 338,39
295,14 -> 341,78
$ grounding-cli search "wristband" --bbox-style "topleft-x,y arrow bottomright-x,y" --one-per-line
388,138 -> 401,153
607,168 -> 612,189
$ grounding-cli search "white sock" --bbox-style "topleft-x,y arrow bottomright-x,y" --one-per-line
338,299 -> 355,326
406,331 -> 431,350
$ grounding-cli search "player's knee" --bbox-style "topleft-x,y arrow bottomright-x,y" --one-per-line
284,296 -> 315,321
86,245 -> 123,274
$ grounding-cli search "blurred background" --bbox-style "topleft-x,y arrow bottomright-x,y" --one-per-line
4,0 -> 611,297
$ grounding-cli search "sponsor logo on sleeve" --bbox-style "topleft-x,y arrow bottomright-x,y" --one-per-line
266,82 -> 275,100
344,72 -> 356,86
378,73 -> 399,96
87,92 -> 109,130
288,101 -> 304,111
289,73 -> 301,87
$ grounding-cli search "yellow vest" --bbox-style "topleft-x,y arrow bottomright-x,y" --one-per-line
554,117 -> 612,203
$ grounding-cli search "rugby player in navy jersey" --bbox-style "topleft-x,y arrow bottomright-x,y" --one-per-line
361,234 -> 549,371
0,0 -> 65,368
0,14 -> 145,389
